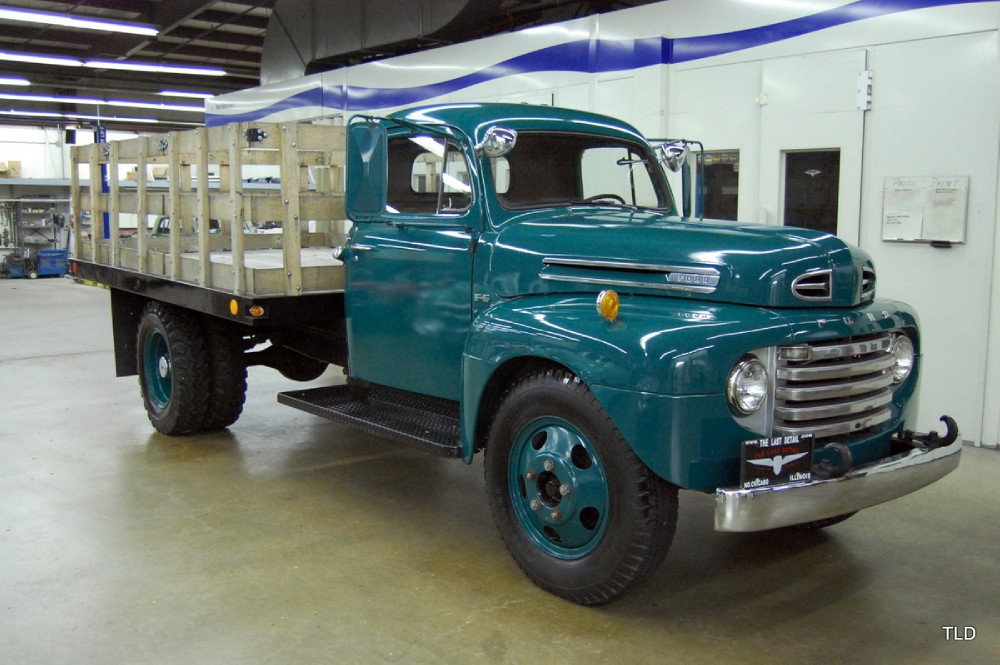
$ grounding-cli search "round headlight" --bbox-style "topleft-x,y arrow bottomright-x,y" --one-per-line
889,334 -> 915,384
727,357 -> 769,415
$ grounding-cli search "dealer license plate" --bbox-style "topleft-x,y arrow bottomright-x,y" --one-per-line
739,433 -> 815,490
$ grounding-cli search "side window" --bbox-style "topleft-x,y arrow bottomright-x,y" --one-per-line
491,156 -> 510,195
698,150 -> 740,220
386,135 -> 472,215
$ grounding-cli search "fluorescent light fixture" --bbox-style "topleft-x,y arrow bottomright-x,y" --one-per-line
0,76 -> 30,86
0,109 -> 61,119
0,91 -> 102,105
0,49 -> 82,67
159,90 -> 215,100
85,59 -> 226,77
1,109 -> 160,124
0,91 -> 204,113
0,6 -> 158,36
105,100 -> 203,113
0,50 -> 225,77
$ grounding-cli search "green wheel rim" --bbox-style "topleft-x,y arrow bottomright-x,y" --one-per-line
143,328 -> 172,412
508,416 -> 609,559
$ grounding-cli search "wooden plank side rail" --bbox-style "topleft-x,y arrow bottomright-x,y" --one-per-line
71,122 -> 347,296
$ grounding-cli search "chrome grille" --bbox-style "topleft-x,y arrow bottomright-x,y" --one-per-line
773,332 -> 895,440
791,269 -> 832,301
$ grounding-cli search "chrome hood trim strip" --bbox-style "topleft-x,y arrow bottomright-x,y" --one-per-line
540,257 -> 721,294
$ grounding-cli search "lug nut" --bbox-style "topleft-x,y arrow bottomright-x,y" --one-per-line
525,470 -> 537,481
559,483 -> 571,496
529,499 -> 541,511
543,459 -> 554,472
551,509 -> 563,521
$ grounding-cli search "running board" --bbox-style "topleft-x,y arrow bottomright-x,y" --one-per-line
277,384 -> 462,458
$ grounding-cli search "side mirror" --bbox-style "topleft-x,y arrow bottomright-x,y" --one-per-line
659,142 -> 687,173
346,120 -> 388,220
475,126 -> 517,158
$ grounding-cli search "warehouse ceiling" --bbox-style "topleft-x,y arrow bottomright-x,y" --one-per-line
0,0 -> 654,133
0,0 -> 274,132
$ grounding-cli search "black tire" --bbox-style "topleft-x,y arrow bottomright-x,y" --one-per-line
484,369 -> 678,605
136,302 -> 210,435
201,319 -> 248,431
789,512 -> 857,530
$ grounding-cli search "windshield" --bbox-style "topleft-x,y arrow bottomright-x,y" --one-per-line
491,132 -> 673,212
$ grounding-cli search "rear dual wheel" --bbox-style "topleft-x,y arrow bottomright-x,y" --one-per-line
137,302 -> 247,435
485,369 -> 678,605
137,302 -> 210,435
203,320 -> 248,431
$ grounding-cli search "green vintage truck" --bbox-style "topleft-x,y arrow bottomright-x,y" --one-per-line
70,103 -> 961,605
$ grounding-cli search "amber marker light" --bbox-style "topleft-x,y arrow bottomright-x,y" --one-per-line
249,304 -> 265,318
229,299 -> 239,316
596,289 -> 620,321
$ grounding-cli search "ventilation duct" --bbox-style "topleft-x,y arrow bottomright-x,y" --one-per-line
261,1 -> 660,85
262,0 -> 503,84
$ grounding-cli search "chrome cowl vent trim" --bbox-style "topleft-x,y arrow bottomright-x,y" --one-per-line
861,265 -> 877,301
791,269 -> 832,301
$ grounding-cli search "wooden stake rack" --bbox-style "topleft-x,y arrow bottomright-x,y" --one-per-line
71,122 -> 347,296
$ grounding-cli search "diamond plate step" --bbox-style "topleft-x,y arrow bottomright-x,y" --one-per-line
278,383 -> 462,458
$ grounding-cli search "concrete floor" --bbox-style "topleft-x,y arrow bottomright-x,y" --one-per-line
1,277 -> 997,665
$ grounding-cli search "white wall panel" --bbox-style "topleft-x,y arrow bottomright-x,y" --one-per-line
861,31 -> 999,442
989,26 -> 1000,448
668,61 -> 762,222
758,49 -> 867,243
596,77 -> 638,129
555,83 -> 591,112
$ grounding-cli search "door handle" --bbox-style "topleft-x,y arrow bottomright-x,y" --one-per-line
351,243 -> 375,252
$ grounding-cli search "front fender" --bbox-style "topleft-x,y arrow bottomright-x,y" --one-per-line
464,294 -> 792,394
461,295 -> 922,491
460,295 -> 790,471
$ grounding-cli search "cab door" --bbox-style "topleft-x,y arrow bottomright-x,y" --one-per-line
345,130 -> 478,401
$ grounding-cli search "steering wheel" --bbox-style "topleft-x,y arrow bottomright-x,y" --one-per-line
583,193 -> 627,205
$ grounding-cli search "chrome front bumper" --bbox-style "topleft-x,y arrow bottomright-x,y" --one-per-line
714,438 -> 962,532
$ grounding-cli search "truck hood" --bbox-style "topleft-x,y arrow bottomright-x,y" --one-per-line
489,209 -> 875,308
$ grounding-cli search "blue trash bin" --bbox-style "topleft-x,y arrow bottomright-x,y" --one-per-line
36,249 -> 68,276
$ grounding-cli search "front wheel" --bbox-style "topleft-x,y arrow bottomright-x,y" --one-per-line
484,369 -> 678,605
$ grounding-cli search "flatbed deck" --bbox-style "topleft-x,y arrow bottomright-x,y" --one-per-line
76,237 -> 345,295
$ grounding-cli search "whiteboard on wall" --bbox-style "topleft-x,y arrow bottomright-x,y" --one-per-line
881,176 -> 968,243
